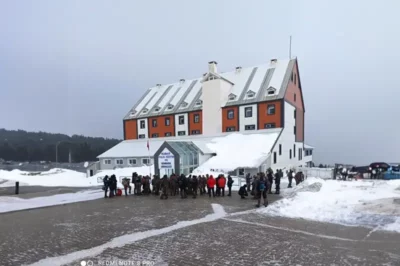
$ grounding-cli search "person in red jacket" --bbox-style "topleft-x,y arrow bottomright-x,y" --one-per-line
217,175 -> 227,197
207,175 -> 216,198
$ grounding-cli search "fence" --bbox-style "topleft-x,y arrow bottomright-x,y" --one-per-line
294,167 -> 334,179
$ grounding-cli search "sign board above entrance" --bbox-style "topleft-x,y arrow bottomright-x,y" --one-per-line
158,148 -> 175,169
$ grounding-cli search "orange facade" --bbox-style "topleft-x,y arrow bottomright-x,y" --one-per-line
188,111 -> 202,135
124,119 -> 138,140
257,100 -> 282,129
221,106 -> 239,132
285,61 -> 304,142
148,115 -> 175,138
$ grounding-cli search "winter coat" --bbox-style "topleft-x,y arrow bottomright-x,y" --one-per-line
207,176 -> 216,188
161,176 -> 169,188
217,177 -> 226,188
227,176 -> 234,187
191,176 -> 199,189
103,176 -> 109,187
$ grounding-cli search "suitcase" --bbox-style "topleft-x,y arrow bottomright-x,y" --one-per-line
117,189 -> 122,196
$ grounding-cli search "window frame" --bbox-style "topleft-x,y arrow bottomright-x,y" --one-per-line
191,130 -> 200,135
142,158 -> 150,165
178,115 -> 184,125
273,152 -> 277,164
128,158 -> 137,165
226,126 -> 235,132
289,149 -> 292,159
140,120 -> 145,129
279,144 -> 282,155
194,114 -> 200,123
227,109 -> 235,120
267,104 -> 276,115
165,117 -> 170,126
244,124 -> 255,131
165,132 -> 172,137
152,119 -> 157,127
178,131 -> 186,136
115,159 -> 124,165
138,134 -> 145,139
244,107 -> 253,118
151,133 -> 159,138
293,144 -> 296,158
264,123 -> 276,129
104,159 -> 111,165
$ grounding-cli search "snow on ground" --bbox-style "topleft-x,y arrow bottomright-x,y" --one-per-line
0,190 -> 104,213
259,177 -> 400,233
0,179 -> 28,187
193,132 -> 279,173
0,165 -> 152,188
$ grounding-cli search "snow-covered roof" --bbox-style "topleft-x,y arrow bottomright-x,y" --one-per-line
193,131 -> 281,173
124,59 -> 296,119
98,129 -> 282,158
304,144 -> 314,149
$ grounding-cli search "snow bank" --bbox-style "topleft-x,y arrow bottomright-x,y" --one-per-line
193,132 -> 279,173
259,178 -> 400,232
0,165 -> 152,188
0,190 -> 104,213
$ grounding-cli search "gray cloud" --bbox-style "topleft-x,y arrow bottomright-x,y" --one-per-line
0,0 -> 399,165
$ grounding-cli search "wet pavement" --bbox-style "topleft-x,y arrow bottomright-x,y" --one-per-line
1,193 -> 399,266
0,185 -> 100,198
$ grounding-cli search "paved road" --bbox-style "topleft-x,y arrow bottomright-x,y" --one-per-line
0,185 -> 101,198
1,193 -> 399,266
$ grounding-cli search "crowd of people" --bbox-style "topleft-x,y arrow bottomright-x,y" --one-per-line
102,168 -> 305,208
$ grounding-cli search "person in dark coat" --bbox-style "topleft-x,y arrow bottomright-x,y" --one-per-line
215,175 -> 221,196
160,175 -> 169,199
109,175 -> 117,197
169,174 -> 178,196
275,170 -> 281,194
132,172 -> 141,195
103,175 -> 110,198
267,169 -> 274,194
227,175 -> 234,196
191,175 -> 199,199
246,173 -> 251,192
238,184 -> 248,199
179,174 -> 187,199
122,177 -> 131,196
255,175 -> 268,207
287,170 -> 294,188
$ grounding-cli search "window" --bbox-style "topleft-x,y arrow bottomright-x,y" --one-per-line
227,109 -> 234,120
128,159 -> 137,165
178,115 -> 184,125
291,73 -> 294,82
294,93 -> 297,102
294,73 -> 297,85
194,114 -> 200,123
289,149 -> 292,159
191,130 -> 200,135
142,108 -> 148,114
246,91 -> 255,98
165,117 -> 170,126
228,94 -> 236,101
167,104 -> 174,110
267,104 -> 275,115
104,159 -> 111,165
273,152 -> 277,164
138,134 -> 145,139
195,100 -> 202,106
226,126 -> 235,132
293,144 -> 296,158
142,158 -> 150,165
244,107 -> 252,118
238,168 -> 245,176
152,119 -> 157,127
264,123 -> 276,129
309,150 -> 313,156
294,126 -> 296,135
299,148 -> 302,161
244,125 -> 255,130
116,159 -> 123,165
165,132 -> 172,137
140,120 -> 145,129
154,107 -> 160,112
294,110 -> 296,119
267,90 -> 275,95
279,144 -> 282,155
151,133 -> 159,138
180,102 -> 188,108
178,131 -> 186,136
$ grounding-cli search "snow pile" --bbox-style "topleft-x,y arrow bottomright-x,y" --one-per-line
0,190 -> 104,213
260,178 -> 400,233
0,165 -> 152,188
193,132 -> 279,173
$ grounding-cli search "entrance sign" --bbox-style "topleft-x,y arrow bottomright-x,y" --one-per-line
158,148 -> 175,176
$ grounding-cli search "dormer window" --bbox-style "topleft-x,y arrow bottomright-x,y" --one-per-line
167,104 -> 174,110
195,100 -> 202,106
142,108 -> 148,114
154,107 -> 161,112
180,102 -> 188,108
129,110 -> 136,117
266,87 -> 276,96
246,90 -> 255,98
228,93 -> 237,101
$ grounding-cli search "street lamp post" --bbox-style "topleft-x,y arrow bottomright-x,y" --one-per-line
56,141 -> 71,167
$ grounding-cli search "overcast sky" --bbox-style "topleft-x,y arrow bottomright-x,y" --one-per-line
0,0 -> 399,165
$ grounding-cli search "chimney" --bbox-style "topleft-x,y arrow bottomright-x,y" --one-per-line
208,61 -> 218,73
179,79 -> 185,84
270,59 -> 277,65
235,66 -> 242,73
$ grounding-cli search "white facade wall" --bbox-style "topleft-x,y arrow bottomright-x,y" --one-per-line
174,113 -> 188,136
202,79 -> 232,135
239,104 -> 258,132
269,102 -> 303,171
137,119 -> 148,138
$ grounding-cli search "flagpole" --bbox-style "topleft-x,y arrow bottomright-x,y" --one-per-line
147,139 -> 152,177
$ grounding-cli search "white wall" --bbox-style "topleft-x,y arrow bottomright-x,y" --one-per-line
269,102 -> 303,171
202,79 -> 232,135
137,119 -> 148,138
239,104 -> 258,132
174,113 -> 188,136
